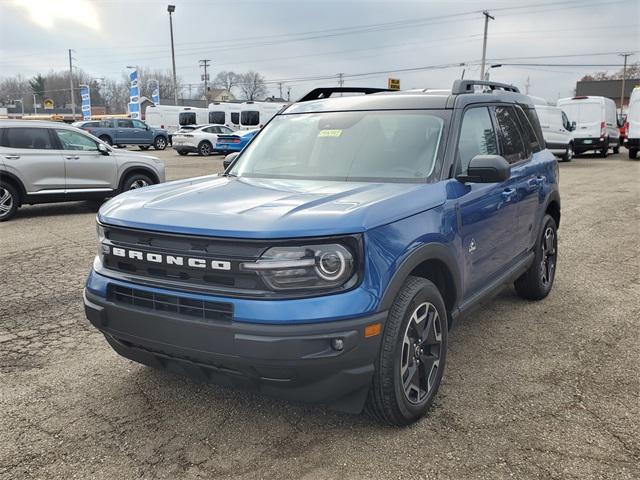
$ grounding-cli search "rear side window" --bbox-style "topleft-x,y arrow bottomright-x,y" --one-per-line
209,111 -> 225,124
494,106 -> 528,164
515,106 -> 542,153
0,128 -> 55,149
241,110 -> 259,126
179,112 -> 196,125
230,112 -> 240,125
456,107 -> 498,175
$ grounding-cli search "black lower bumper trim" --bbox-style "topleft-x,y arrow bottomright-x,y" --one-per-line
84,289 -> 386,412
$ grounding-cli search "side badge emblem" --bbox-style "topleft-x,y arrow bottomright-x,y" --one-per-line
469,239 -> 477,253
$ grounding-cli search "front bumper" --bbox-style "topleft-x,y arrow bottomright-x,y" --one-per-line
84,288 -> 386,412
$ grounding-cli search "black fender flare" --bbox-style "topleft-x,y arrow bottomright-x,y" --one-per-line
378,243 -> 462,313
543,189 -> 561,227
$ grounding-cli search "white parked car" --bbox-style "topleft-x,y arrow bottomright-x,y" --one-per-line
535,104 -> 575,161
625,87 -> 640,159
557,96 -> 620,157
171,124 -> 234,156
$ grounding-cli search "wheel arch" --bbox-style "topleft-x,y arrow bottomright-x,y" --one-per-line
545,191 -> 561,228
0,170 -> 26,206
378,243 -> 462,326
118,166 -> 160,191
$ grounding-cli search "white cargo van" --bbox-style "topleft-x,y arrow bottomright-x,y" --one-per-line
557,96 -> 620,157
237,101 -> 288,130
145,105 -> 209,140
625,87 -> 640,159
208,102 -> 242,130
535,104 -> 575,161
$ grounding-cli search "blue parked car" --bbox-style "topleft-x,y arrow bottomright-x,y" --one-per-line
214,129 -> 259,154
84,81 -> 560,425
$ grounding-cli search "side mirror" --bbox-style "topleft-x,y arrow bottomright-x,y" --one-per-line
570,121 -> 576,131
97,143 -> 110,156
223,152 -> 239,170
457,155 -> 510,183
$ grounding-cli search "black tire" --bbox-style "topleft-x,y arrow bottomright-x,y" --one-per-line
99,135 -> 113,146
177,150 -> 189,156
139,145 -> 150,151
121,173 -> 154,192
561,143 -> 573,162
153,136 -> 167,150
613,144 -> 620,154
0,182 -> 19,222
365,276 -> 448,426
86,198 -> 106,211
629,148 -> 638,160
599,140 -> 609,158
198,141 -> 213,156
514,214 -> 558,301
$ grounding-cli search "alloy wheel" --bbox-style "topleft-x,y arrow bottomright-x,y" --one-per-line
540,226 -> 557,286
0,187 -> 14,219
400,302 -> 442,405
129,179 -> 149,190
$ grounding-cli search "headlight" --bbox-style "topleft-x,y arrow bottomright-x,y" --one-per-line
241,243 -> 356,291
96,224 -> 105,243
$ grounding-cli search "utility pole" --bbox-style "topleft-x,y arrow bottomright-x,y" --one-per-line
619,53 -> 633,114
199,59 -> 211,101
525,76 -> 531,95
338,73 -> 344,87
167,5 -> 178,104
278,82 -> 283,99
68,49 -> 76,119
479,10 -> 494,81
287,86 -> 291,102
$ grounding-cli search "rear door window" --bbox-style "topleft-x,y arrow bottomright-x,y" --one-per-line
0,128 -> 55,149
209,111 -> 225,124
494,106 -> 529,164
241,110 -> 260,126
179,112 -> 197,125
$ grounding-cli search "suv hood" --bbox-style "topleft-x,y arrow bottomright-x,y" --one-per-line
99,175 -> 446,238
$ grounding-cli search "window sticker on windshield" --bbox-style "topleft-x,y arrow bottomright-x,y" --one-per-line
318,129 -> 342,138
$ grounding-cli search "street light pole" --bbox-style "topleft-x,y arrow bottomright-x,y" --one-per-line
167,5 -> 178,104
480,11 -> 495,80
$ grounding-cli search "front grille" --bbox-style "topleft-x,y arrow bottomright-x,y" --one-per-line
109,285 -> 233,322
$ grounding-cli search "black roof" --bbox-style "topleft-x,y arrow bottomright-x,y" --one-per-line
285,81 -> 533,114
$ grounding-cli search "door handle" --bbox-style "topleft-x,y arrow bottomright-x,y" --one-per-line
501,188 -> 516,199
4,155 -> 20,160
65,155 -> 80,160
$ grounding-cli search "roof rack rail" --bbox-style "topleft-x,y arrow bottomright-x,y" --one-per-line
452,79 -> 520,95
297,87 -> 393,103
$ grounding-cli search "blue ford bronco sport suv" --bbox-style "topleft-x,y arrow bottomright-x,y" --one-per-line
84,80 -> 560,425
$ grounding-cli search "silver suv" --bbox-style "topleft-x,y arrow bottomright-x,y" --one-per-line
0,120 -> 165,221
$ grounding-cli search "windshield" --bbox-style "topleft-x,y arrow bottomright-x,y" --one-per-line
230,111 -> 445,182
562,102 -> 601,123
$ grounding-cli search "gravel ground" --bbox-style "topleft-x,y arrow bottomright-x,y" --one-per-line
0,149 -> 638,480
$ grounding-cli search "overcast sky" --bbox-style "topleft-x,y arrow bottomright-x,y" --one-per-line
0,0 -> 638,102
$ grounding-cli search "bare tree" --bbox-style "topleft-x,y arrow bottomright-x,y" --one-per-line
213,71 -> 239,93
101,78 -> 129,113
238,71 -> 267,101
580,62 -> 640,81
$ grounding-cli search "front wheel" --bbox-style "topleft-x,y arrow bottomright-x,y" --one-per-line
514,214 -> 558,300
198,141 -> 212,156
99,135 -> 113,146
153,136 -> 167,150
562,143 -> 573,162
365,276 -> 448,426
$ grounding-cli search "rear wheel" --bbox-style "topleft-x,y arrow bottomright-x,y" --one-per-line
599,145 -> 609,157
99,135 -> 112,146
514,214 -> 558,300
629,148 -> 638,160
198,141 -> 212,156
562,143 -> 573,162
365,276 -> 447,426
122,173 -> 154,192
0,182 -> 19,222
153,136 -> 167,150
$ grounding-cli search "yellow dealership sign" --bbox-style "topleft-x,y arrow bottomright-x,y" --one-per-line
388,78 -> 400,90
43,98 -> 54,109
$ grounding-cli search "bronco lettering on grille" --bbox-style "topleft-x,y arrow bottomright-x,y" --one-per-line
107,246 -> 231,271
